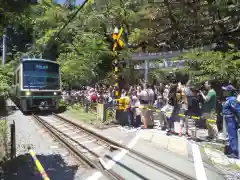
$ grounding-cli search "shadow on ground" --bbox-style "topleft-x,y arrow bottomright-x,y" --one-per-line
1,153 -> 79,180
11,106 -> 67,117
33,106 -> 66,116
1,97 -> 67,117
0,97 -> 17,119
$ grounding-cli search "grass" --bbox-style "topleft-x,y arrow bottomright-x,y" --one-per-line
64,103 -> 118,127
0,120 -> 8,161
201,144 -> 240,171
65,107 -> 97,123
202,142 -> 225,152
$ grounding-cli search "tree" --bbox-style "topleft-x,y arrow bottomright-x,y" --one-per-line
182,49 -> 240,87
2,0 -> 240,90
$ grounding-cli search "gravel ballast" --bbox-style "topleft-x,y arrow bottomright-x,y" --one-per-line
3,99 -> 100,180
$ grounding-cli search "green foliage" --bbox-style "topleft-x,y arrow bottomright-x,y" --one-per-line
57,32 -> 112,86
0,119 -> 8,160
2,0 -> 240,89
183,50 -> 240,86
0,63 -> 13,96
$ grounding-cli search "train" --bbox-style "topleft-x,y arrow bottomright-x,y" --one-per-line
10,58 -> 62,113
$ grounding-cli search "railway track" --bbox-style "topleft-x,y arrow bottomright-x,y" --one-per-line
32,113 -> 196,180
32,114 -> 124,180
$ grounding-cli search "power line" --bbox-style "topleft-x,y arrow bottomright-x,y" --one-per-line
55,0 -> 90,38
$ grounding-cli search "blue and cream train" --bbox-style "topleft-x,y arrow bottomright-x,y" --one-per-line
10,58 -> 62,112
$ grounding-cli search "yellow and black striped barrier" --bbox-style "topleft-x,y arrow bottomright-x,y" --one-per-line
29,149 -> 50,180
113,99 -> 216,124
77,99 -> 217,124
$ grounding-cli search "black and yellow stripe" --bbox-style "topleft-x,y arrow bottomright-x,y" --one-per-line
113,99 -> 216,124
112,27 -> 123,98
29,149 -> 50,180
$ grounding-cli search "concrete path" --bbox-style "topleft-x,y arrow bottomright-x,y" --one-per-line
60,112 -> 225,180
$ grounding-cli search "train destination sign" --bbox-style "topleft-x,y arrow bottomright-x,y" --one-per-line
35,64 -> 48,70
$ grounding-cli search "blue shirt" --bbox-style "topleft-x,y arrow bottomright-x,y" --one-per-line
222,96 -> 240,116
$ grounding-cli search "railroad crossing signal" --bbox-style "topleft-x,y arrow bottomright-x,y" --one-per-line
112,27 -> 124,98
112,27 -> 124,51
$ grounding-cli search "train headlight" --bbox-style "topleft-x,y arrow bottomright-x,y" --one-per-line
53,92 -> 57,95
25,91 -> 31,96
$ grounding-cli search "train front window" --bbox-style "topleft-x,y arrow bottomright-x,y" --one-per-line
23,61 -> 60,90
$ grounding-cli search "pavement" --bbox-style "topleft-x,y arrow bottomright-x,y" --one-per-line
60,112 -> 233,180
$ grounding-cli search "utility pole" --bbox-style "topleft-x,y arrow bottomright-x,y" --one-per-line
2,34 -> 7,67
142,42 -> 148,84
144,59 -> 149,84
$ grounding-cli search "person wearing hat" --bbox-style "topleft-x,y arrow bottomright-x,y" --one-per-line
222,85 -> 239,158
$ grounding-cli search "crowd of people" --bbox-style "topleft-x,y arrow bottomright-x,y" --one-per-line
62,80 -> 240,159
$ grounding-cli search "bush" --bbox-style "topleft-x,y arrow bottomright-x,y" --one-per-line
59,99 -> 68,108
0,120 -> 8,161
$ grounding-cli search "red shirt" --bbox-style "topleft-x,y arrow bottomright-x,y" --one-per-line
91,94 -> 97,102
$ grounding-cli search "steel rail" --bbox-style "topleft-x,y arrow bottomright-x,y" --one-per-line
53,113 -> 196,180
32,114 -> 124,180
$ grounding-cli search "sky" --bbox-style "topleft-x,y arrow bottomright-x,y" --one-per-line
55,0 -> 85,5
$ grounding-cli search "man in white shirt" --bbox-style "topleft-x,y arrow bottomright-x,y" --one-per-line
146,84 -> 154,127
138,84 -> 154,128
147,85 -> 155,105
163,85 -> 170,104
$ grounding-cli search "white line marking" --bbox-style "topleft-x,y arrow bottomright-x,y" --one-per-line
85,172 -> 102,180
81,140 -> 94,144
92,146 -> 104,151
118,140 -> 123,144
54,126 -> 64,129
50,145 -> 59,149
72,135 -> 84,139
192,143 -> 208,180
64,131 -> 78,135
60,128 -> 71,131
46,139 -> 53,143
38,130 -> 46,134
85,130 -> 142,180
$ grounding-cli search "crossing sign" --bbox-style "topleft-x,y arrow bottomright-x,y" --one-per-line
112,27 -> 124,51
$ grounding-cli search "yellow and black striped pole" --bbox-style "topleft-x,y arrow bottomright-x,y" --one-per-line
112,27 -> 124,98
113,59 -> 120,97
29,149 -> 50,180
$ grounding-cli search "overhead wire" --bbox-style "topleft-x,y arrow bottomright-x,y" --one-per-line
55,0 -> 90,38
38,0 -> 91,55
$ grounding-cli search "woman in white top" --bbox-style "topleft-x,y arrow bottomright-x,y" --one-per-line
132,91 -> 141,127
